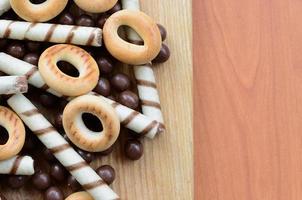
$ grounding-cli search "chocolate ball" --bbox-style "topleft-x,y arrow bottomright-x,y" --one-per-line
40,93 -> 58,107
44,187 -> 64,200
152,43 -> 170,63
96,57 -> 114,74
67,176 -> 81,192
0,39 -> 8,49
58,12 -> 74,25
26,41 -> 41,52
157,24 -> 167,41
111,73 -> 131,91
23,53 -> 39,65
97,15 -> 109,28
32,172 -> 51,190
118,91 -> 139,110
8,175 -> 27,189
54,113 -> 63,129
6,42 -> 26,59
107,3 -> 122,14
50,163 -> 66,182
43,148 -> 56,162
93,78 -> 111,97
124,139 -> 143,160
76,14 -> 95,27
76,149 -> 95,163
96,165 -> 115,185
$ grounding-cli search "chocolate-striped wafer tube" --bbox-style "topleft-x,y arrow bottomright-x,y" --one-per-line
0,0 -> 10,16
0,20 -> 102,46
0,155 -> 34,175
121,0 -> 165,132
0,76 -> 28,95
0,53 -> 162,138
7,94 -> 119,200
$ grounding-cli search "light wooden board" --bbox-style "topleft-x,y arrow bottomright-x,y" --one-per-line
1,0 -> 193,199
194,0 -> 302,199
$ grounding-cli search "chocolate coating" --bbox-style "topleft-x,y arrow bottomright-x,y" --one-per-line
44,187 -> 64,200
6,42 -> 26,59
96,165 -> 115,185
157,24 -> 167,41
50,163 -> 66,182
97,56 -> 114,74
76,14 -> 95,27
67,175 -> 81,192
32,172 -> 51,190
76,149 -> 95,163
8,175 -> 27,189
152,43 -> 170,63
26,41 -> 41,52
118,90 -> 139,110
40,93 -> 58,107
58,12 -> 74,25
23,53 -> 39,65
124,139 -> 144,160
93,78 -> 111,97
111,73 -> 131,91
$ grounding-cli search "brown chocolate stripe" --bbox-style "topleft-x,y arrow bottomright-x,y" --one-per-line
158,123 -> 166,133
65,26 -> 78,44
66,161 -> 88,172
50,143 -> 70,154
24,67 -> 38,80
3,21 -> 14,38
82,180 -> 105,190
21,108 -> 39,117
140,120 -> 158,135
24,23 -> 37,40
86,30 -> 95,46
136,79 -> 157,88
44,24 -> 58,42
141,100 -> 161,109
34,126 -> 56,136
10,156 -> 22,174
121,111 -> 139,126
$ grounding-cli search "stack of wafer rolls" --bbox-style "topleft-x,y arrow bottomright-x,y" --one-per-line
0,155 -> 34,175
0,52 -> 162,138
121,0 -> 165,132
7,94 -> 119,200
0,0 -> 10,16
0,76 -> 28,95
0,20 -> 102,46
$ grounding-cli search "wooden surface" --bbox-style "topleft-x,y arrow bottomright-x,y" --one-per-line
194,0 -> 302,199
1,0 -> 193,199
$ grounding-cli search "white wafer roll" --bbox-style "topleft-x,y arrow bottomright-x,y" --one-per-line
0,53 -> 162,138
0,0 -> 10,16
121,0 -> 165,132
0,155 -> 34,175
7,94 -> 119,200
0,20 -> 102,46
0,76 -> 28,95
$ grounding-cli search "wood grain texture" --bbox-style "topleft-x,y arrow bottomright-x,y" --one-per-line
194,0 -> 302,199
1,0 -> 193,199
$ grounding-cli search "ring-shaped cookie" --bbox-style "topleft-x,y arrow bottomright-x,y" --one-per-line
0,106 -> 25,161
63,95 -> 120,152
65,192 -> 93,200
103,10 -> 162,65
10,0 -> 68,22
38,44 -> 99,97
74,0 -> 118,13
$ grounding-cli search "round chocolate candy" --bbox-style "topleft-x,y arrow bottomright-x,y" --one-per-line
96,56 -> 114,74
93,78 -> 111,97
54,113 -> 63,129
152,43 -> 170,63
0,39 -> 8,49
107,3 -> 121,14
44,187 -> 64,200
67,175 -> 81,192
111,73 -> 131,92
76,14 -> 95,27
32,172 -> 51,190
43,148 -> 56,162
76,149 -> 95,163
58,12 -> 74,25
157,24 -> 167,41
50,163 -> 66,182
40,93 -> 58,107
23,53 -> 39,65
6,42 -> 26,59
95,165 -> 115,185
8,175 -> 27,189
26,41 -> 41,52
124,139 -> 144,160
118,91 -> 139,110
97,15 -> 109,28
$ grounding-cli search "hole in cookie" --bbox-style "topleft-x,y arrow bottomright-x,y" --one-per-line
57,61 -> 80,77
118,26 -> 144,45
29,0 -> 47,4
0,126 -> 9,145
82,113 -> 103,132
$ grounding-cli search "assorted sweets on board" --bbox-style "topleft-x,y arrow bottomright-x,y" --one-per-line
0,0 -> 170,199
